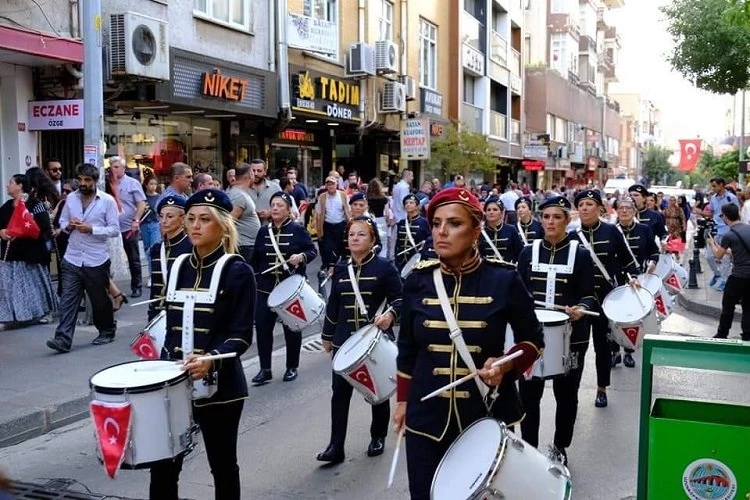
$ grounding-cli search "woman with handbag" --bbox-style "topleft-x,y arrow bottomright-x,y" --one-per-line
393,188 -> 544,500
0,174 -> 58,323
317,216 -> 402,464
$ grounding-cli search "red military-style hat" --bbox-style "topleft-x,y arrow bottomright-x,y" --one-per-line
426,187 -> 483,224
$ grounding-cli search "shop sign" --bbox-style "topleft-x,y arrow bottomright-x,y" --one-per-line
522,160 -> 545,171
420,88 -> 443,116
278,128 -> 316,143
463,44 -> 485,76
430,121 -> 445,138
287,13 -> 337,56
400,118 -> 431,160
292,69 -> 361,122
28,99 -> 84,130
201,70 -> 248,101
523,140 -> 548,160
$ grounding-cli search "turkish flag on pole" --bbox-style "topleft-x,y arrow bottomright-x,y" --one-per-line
678,139 -> 702,172
90,401 -> 132,479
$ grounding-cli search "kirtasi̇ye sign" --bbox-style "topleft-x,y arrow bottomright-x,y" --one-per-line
400,118 -> 431,160
201,70 -> 249,101
28,99 -> 84,130
291,69 -> 361,122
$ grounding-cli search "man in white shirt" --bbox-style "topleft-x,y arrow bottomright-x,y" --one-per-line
47,163 -> 120,353
390,169 -> 413,259
316,175 -> 350,270
500,184 -> 520,224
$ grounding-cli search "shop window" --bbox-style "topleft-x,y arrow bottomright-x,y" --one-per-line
194,0 -> 252,32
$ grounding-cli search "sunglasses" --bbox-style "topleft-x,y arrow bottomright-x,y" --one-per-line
49,168 -> 62,173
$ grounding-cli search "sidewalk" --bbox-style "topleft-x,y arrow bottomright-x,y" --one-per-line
676,251 -> 737,322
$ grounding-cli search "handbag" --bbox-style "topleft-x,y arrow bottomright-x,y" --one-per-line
665,235 -> 686,254
6,199 -> 41,239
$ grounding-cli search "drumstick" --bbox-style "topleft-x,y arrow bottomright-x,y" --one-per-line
260,259 -> 291,275
396,240 -> 425,256
627,273 -> 648,311
419,350 -> 523,402
533,301 -> 601,317
130,297 -> 161,307
387,428 -> 405,489
133,352 -> 238,371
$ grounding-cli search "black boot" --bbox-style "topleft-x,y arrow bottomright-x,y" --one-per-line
283,368 -> 298,382
366,437 -> 385,457
252,369 -> 272,385
316,444 -> 345,464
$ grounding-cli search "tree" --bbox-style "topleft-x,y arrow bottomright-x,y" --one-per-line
428,122 -> 498,180
642,145 -> 679,185
712,149 -> 740,181
662,0 -> 750,94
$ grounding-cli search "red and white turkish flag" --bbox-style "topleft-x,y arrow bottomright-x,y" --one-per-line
654,294 -> 669,318
130,332 -> 159,360
665,273 -> 682,292
348,364 -> 376,396
621,326 -> 641,348
90,401 -> 132,479
285,298 -> 308,322
678,139 -> 702,172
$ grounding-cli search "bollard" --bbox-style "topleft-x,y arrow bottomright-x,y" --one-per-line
687,247 -> 700,289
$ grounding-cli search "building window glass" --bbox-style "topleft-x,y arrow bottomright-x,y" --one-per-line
555,117 -> 566,143
550,0 -> 567,14
463,74 -> 476,104
419,18 -> 438,90
194,0 -> 251,31
378,0 -> 393,41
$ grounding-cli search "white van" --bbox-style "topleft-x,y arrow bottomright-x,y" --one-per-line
603,178 -> 636,195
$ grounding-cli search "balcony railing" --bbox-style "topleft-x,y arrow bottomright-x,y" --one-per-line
462,102 -> 484,134
510,48 -> 521,76
490,30 -> 508,65
490,111 -> 508,140
463,10 -> 484,52
511,119 -> 521,144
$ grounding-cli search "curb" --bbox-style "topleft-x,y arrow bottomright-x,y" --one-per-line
676,292 -> 723,318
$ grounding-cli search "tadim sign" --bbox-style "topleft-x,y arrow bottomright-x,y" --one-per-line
291,68 -> 361,122
201,70 -> 249,101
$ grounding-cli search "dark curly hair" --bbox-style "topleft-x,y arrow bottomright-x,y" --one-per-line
25,166 -> 60,206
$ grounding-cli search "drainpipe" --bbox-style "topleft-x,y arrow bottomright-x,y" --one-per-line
400,0 -> 407,79
276,0 -> 292,124
358,0 -> 367,130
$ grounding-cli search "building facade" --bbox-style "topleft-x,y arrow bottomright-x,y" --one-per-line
610,93 -> 661,179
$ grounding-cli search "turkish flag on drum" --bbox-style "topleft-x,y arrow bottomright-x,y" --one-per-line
348,364 -> 376,395
90,401 -> 132,479
130,332 -> 159,360
677,139 -> 702,172
622,326 -> 641,348
665,273 -> 682,291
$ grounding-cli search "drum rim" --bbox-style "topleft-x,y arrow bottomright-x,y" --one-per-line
331,325 -> 383,372
144,309 -> 166,330
267,273 -> 306,307
533,309 -> 570,327
90,360 -> 189,395
602,285 -> 654,321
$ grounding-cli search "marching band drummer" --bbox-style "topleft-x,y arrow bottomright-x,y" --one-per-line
149,189 -> 255,500
570,189 -> 639,409
393,188 -> 543,500
317,216 -> 402,464
516,196 -> 597,466
394,194 -> 430,272
516,196 -> 545,244
610,196 -> 660,369
250,191 -> 317,385
479,195 -> 524,262
147,195 -> 192,322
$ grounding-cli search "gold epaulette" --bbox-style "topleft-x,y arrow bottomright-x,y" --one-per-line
484,256 -> 517,269
413,258 -> 440,271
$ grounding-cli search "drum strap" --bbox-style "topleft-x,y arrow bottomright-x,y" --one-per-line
517,221 -> 529,246
615,224 -> 641,269
531,239 -> 578,306
404,217 -> 417,250
268,223 -> 290,272
432,268 -> 489,399
159,243 -> 168,284
481,226 -> 512,265
575,227 -> 614,285
346,261 -> 386,321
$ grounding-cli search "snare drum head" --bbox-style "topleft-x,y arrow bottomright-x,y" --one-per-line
637,273 -> 662,296
267,274 -> 304,308
534,309 -> 569,326
90,360 -> 185,393
332,325 -> 379,372
602,286 -> 654,323
432,418 -> 505,500
654,254 -> 675,279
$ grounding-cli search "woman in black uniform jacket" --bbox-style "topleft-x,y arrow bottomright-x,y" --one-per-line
149,189 -> 256,500
251,191 -> 317,384
317,216 -> 402,464
393,188 -> 544,500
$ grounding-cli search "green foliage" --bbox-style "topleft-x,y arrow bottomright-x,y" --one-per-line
712,149 -> 740,181
642,145 -> 680,185
662,0 -> 750,94
429,122 -> 497,179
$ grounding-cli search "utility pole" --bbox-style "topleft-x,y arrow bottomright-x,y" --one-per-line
740,90 -> 746,187
82,0 -> 105,184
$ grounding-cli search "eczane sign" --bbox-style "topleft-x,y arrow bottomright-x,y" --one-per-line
28,99 -> 84,130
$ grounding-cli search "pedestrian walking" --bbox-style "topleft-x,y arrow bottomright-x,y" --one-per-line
141,176 -> 162,276
46,164 -> 120,352
227,163 -> 261,263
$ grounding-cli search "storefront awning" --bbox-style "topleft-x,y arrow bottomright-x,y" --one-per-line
0,25 -> 83,65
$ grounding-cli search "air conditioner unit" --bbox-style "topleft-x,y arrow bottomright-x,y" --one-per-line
399,75 -> 417,101
110,12 -> 169,81
375,40 -> 399,74
347,43 -> 376,77
381,81 -> 406,113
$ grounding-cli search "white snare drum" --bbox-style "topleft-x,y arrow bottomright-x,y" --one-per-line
602,285 -> 659,350
637,273 -> 672,321
89,360 -> 196,468
267,274 -> 325,333
401,253 -> 421,280
332,324 -> 397,405
532,309 -> 571,379
431,418 -> 572,500
654,254 -> 687,294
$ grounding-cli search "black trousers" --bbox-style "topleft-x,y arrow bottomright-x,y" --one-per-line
327,362 -> 389,450
519,342 -> 589,449
590,303 -> 611,388
121,231 -> 142,291
716,275 -> 750,340
254,294 -> 301,370
405,420 -> 461,500
54,259 -> 115,345
149,400 -> 244,500
320,221 -> 347,268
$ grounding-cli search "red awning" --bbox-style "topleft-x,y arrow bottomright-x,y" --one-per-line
0,24 -> 83,64
522,160 -> 545,171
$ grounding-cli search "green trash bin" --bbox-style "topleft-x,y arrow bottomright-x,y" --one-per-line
648,398 -> 750,499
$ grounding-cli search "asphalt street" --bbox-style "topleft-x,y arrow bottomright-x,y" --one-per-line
1,306 -> 747,499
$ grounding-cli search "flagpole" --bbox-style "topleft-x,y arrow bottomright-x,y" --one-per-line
740,90 -> 746,187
